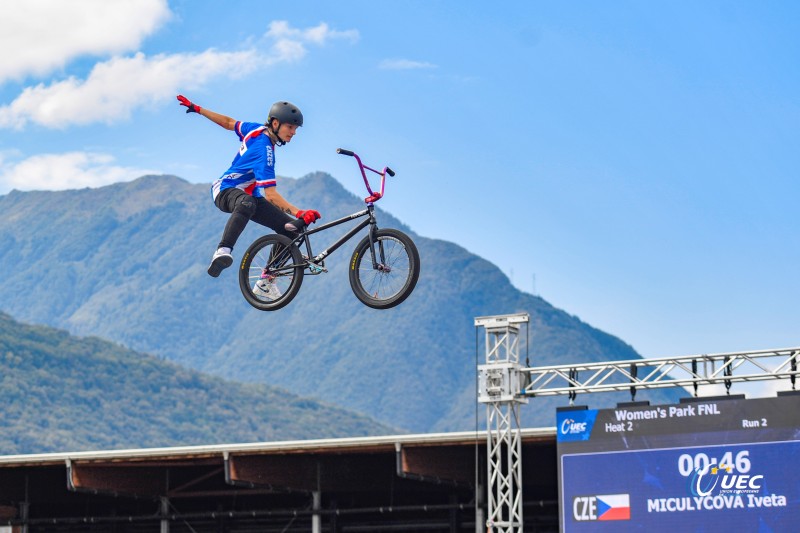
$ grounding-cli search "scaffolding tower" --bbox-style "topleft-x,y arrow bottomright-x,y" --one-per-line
476,313 -> 529,533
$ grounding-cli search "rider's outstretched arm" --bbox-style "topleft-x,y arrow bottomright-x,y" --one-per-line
198,107 -> 236,131
177,94 -> 236,131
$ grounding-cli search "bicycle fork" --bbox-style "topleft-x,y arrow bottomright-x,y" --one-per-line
366,223 -> 392,272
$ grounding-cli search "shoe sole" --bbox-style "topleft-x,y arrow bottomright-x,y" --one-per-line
207,255 -> 233,277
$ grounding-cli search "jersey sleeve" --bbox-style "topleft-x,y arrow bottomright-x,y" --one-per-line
234,121 -> 261,141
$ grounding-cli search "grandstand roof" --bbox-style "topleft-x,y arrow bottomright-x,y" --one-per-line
0,428 -> 558,532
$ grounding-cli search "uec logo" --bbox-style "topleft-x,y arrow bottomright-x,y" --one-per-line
690,464 -> 764,497
561,418 -> 588,435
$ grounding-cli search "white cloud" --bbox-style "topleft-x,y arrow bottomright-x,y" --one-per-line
0,21 -> 358,129
270,39 -> 308,63
0,0 -> 170,83
266,21 -> 359,48
0,152 -> 157,193
379,59 -> 437,70
262,21 -> 359,64
0,49 -> 259,129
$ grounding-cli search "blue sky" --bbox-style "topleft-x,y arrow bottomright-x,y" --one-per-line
0,1 -> 798,361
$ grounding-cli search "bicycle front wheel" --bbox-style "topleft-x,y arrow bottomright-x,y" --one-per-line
349,228 -> 420,309
239,234 -> 304,311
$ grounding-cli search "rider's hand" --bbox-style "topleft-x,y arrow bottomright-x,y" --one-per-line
296,209 -> 321,225
177,94 -> 202,114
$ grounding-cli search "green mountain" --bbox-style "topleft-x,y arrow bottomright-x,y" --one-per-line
0,174 -> 683,432
0,311 -> 392,454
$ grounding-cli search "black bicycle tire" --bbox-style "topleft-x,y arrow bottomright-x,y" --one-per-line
239,234 -> 304,311
348,228 -> 420,309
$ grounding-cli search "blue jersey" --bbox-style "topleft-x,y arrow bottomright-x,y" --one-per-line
211,121 -> 276,200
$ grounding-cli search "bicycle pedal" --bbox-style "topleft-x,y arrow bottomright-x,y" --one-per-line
308,261 -> 327,274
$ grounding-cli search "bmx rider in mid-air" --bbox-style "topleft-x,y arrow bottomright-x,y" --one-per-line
176,94 -> 322,281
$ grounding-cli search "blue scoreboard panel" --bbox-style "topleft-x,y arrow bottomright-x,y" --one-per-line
556,394 -> 800,533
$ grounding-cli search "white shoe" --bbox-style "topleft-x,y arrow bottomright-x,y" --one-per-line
207,248 -> 233,278
253,278 -> 281,300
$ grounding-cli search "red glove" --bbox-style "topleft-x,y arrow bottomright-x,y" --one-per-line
177,94 -> 202,114
296,209 -> 321,225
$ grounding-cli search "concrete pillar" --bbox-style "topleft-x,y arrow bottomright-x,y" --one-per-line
476,480 -> 485,533
160,496 -> 170,533
312,490 -> 322,533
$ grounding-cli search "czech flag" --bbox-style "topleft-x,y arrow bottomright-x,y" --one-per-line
597,494 -> 631,521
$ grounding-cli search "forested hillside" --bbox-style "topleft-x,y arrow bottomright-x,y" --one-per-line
0,312 -> 392,454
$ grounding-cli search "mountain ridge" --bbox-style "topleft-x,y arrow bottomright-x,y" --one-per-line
0,173 -> 683,431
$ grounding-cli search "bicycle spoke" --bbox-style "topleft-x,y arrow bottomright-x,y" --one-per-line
248,243 -> 297,301
239,233 -> 306,311
358,237 -> 409,299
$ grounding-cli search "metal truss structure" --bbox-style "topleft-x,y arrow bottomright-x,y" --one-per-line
476,312 -> 800,533
476,313 -> 529,533
522,347 -> 800,400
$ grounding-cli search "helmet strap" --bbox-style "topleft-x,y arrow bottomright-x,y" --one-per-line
267,119 -> 286,146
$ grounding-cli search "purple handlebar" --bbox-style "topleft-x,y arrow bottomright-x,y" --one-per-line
337,148 -> 394,204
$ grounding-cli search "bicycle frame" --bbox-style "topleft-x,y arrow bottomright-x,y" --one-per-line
287,149 -> 395,270
242,148 -> 419,312
263,150 -> 394,276
291,206 -> 378,268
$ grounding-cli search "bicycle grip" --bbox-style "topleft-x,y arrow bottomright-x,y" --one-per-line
337,148 -> 354,156
386,167 -> 395,177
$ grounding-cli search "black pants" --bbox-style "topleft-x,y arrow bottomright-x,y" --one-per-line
214,188 -> 294,250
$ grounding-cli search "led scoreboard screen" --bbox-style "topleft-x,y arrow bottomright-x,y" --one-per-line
556,394 -> 800,533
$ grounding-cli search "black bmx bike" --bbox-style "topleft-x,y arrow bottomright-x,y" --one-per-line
238,149 -> 421,311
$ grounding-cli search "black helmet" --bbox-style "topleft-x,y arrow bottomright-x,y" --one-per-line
268,101 -> 303,127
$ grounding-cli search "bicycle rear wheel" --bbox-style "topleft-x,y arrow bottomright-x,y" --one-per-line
349,228 -> 420,309
239,234 -> 304,311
